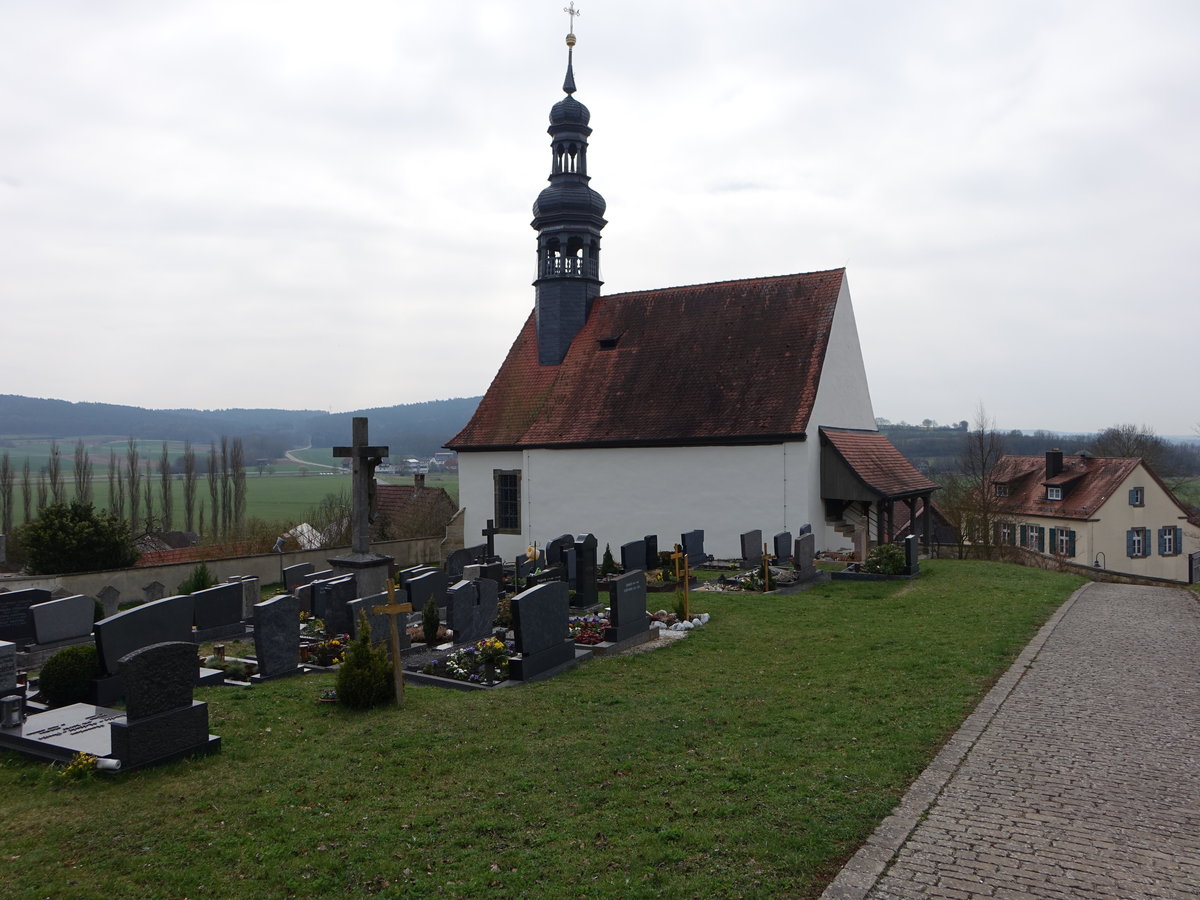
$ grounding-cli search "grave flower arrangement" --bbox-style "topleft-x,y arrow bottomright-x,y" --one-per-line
421,636 -> 514,685
569,615 -> 608,645
308,636 -> 346,667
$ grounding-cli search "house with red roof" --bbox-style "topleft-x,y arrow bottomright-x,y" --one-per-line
992,449 -> 1198,581
447,30 -> 936,561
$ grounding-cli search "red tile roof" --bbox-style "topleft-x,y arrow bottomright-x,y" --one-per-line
372,484 -> 457,539
992,454 -> 1144,520
821,428 -> 939,498
447,269 -> 847,449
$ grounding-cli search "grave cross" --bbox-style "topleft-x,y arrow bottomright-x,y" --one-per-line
333,417 -> 389,555
372,579 -> 413,708
670,544 -> 691,621
482,518 -> 499,562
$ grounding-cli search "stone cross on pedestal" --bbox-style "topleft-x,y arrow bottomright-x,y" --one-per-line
333,417 -> 389,556
372,579 -> 412,708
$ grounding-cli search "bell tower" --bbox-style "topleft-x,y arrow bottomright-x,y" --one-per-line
532,15 -> 607,366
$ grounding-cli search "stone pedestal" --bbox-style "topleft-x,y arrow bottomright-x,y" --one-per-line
328,552 -> 394,598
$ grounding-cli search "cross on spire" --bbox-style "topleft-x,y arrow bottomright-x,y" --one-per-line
564,2 -> 580,28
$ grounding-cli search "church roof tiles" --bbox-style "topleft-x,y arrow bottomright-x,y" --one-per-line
447,269 -> 847,450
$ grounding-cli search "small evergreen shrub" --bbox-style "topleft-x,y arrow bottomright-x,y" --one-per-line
38,644 -> 100,707
862,543 -> 907,576
335,613 -> 394,709
178,562 -> 216,595
601,543 -> 618,575
422,597 -> 440,646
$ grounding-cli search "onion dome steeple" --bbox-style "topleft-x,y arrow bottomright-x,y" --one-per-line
533,18 -> 607,366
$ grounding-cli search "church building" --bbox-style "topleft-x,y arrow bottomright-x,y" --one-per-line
447,29 -> 935,562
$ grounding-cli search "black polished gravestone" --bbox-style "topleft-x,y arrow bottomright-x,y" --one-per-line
525,566 -> 564,589
407,570 -> 449,613
311,575 -> 357,635
545,534 -> 574,568
93,594 -> 205,705
510,582 -> 585,681
282,563 -> 315,592
251,594 -> 304,682
109,641 -> 221,769
446,578 -> 499,646
0,589 -> 50,648
773,531 -> 793,563
30,594 -> 94,646
681,529 -> 706,565
191,582 -> 246,641
739,529 -> 763,566
398,565 -> 438,587
0,641 -> 220,769
794,532 -> 817,581
348,593 -> 410,655
620,539 -> 647,574
572,534 -> 599,608
905,534 -> 920,576
605,570 -> 650,644
644,535 -> 659,571
0,641 -> 16,693
445,545 -> 486,580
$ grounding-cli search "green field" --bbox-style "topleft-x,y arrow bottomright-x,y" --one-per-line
0,560 -> 1083,898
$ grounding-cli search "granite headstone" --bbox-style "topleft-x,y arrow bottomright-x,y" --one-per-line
572,534 -> 598,608
446,578 -> 499,646
605,570 -> 649,644
510,582 -> 575,681
94,594 -> 196,677
740,529 -> 763,565
30,594 -> 93,645
620,540 -> 647,574
681,530 -> 705,564
283,563 -> 315,592
0,589 -> 50,647
252,594 -> 303,680
773,531 -> 793,563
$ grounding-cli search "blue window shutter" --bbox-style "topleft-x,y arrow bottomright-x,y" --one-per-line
1176,527 -> 1183,554
1129,488 -> 1136,505
1068,530 -> 1076,558
1126,529 -> 1135,557
1037,527 -> 1045,552
1049,527 -> 1057,553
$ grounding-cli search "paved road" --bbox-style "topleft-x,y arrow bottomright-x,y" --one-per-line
823,582 -> 1200,899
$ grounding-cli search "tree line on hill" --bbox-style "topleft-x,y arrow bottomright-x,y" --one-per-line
0,394 -> 483,462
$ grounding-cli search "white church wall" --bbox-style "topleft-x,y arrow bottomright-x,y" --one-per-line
806,276 -> 878,432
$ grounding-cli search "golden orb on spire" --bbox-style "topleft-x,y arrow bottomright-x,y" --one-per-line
566,32 -> 576,48
563,2 -> 580,47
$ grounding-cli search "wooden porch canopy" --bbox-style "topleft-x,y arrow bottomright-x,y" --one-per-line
819,427 -> 939,551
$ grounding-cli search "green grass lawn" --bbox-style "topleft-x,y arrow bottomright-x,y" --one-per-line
0,560 -> 1082,899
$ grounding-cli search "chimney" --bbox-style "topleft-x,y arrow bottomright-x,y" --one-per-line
1046,448 -> 1064,478
413,473 -> 425,490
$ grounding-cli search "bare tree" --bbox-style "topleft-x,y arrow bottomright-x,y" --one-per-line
207,442 -> 219,539
0,453 -> 13,534
182,441 -> 197,533
231,437 -> 247,535
35,466 -> 48,513
108,448 -> 124,520
142,460 -> 156,534
939,404 -> 1005,556
47,440 -> 64,504
159,442 -> 173,532
21,459 -> 33,523
219,436 -> 231,539
72,440 -> 93,504
125,438 -> 141,531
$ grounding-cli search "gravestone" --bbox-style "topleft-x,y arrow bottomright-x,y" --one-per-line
143,581 -> 166,604
322,575 -> 359,636
347,593 -> 410,654
407,570 -> 449,614
798,523 -> 812,536
444,547 -> 478,580
226,574 -> 260,620
605,570 -> 649,644
545,534 -> 575,568
526,566 -> 564,588
304,568 -> 334,584
794,532 -> 817,581
573,534 -> 599,608
30,594 -> 93,646
0,589 -> 50,647
681,530 -> 705,564
463,562 -> 503,583
108,641 -> 220,769
398,565 -> 438,587
252,594 -> 303,681
562,545 -> 578,587
510,582 -> 576,681
0,641 -> 15,693
740,530 -> 763,566
905,534 -> 920,576
283,563 -> 315,592
620,539 -> 647,574
644,535 -> 659,571
295,582 -> 314,615
516,555 -> 541,579
773,531 -> 793,563
97,586 -> 120,618
94,594 -> 196,678
446,578 -> 499,646
191,582 -> 246,641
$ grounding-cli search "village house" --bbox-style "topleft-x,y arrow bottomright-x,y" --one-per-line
992,449 -> 1199,582
447,30 -> 935,561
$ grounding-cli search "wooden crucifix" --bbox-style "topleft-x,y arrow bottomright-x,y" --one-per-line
333,417 -> 389,556
372,579 -> 412,708
670,543 -> 691,621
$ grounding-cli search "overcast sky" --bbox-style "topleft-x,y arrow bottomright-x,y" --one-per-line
2,1 -> 1197,435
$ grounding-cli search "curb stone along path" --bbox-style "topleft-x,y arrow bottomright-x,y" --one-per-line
821,582 -> 1200,899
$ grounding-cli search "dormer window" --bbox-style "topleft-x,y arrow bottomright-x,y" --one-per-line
994,483 -> 1009,498
1047,486 -> 1062,501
